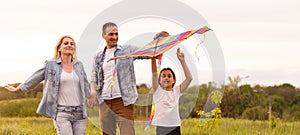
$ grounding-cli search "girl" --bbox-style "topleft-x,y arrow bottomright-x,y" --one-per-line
151,48 -> 192,135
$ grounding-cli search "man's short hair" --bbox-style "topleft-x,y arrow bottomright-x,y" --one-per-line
102,22 -> 118,35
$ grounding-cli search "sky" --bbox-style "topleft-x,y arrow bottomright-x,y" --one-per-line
0,0 -> 299,88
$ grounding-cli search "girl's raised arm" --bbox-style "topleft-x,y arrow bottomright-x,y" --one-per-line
177,48 -> 193,93
151,58 -> 159,93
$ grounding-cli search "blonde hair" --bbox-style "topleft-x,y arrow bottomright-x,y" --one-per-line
54,35 -> 77,58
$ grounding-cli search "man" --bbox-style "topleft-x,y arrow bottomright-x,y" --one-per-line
89,22 -> 168,135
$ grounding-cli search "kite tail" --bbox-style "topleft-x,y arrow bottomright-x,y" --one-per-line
110,59 -> 118,98
144,100 -> 156,130
157,54 -> 163,72
144,124 -> 151,131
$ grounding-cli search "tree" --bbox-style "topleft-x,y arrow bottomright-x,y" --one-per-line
228,75 -> 249,101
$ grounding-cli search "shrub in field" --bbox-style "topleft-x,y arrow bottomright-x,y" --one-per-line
196,108 -> 222,131
0,98 -> 40,117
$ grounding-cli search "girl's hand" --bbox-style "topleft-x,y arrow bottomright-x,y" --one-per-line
176,48 -> 185,61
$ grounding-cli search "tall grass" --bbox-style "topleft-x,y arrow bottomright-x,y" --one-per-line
181,118 -> 300,135
0,117 -> 101,135
0,117 -> 299,135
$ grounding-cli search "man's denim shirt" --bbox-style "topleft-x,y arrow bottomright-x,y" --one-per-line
20,58 -> 90,119
91,45 -> 142,106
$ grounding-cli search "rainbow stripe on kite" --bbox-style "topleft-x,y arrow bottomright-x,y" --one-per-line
110,26 -> 210,60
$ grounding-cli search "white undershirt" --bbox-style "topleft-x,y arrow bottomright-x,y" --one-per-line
57,70 -> 80,106
152,85 -> 183,127
102,47 -> 121,99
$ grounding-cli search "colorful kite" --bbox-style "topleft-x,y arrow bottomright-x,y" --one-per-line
109,26 -> 211,61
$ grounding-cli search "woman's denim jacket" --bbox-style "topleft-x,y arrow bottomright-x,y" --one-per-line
20,58 -> 90,119
91,45 -> 147,106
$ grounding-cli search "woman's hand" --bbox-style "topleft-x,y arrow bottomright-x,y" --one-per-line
88,90 -> 98,108
4,84 -> 20,92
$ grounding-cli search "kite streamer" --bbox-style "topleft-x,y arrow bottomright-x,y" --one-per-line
109,26 -> 210,61
144,100 -> 156,130
144,54 -> 163,130
109,59 -> 119,98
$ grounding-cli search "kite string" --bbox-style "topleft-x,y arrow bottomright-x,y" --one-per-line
195,33 -> 206,60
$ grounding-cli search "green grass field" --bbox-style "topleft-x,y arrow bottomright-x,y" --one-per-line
0,117 -> 299,135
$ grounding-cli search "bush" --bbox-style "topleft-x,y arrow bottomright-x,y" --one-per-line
0,98 -> 40,117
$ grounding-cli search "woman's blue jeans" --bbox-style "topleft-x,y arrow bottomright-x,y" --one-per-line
53,109 -> 86,135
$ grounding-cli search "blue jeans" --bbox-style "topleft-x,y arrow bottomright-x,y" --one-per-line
54,111 -> 86,135
156,126 -> 181,135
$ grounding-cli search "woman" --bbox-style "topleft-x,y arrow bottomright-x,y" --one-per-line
4,35 -> 91,135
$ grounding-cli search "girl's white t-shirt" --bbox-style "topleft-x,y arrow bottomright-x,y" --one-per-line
151,85 -> 183,127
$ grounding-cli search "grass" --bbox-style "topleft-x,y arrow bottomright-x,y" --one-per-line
0,117 -> 101,135
0,117 -> 299,135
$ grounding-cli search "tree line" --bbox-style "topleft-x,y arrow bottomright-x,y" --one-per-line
1,81 -> 299,121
